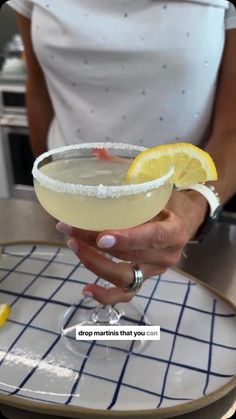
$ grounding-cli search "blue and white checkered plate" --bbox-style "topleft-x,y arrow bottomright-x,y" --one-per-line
0,244 -> 235,417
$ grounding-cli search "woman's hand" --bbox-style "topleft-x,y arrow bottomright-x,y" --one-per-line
56,190 -> 208,305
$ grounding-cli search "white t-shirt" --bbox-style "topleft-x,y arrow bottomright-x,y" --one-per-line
7,0 -> 236,149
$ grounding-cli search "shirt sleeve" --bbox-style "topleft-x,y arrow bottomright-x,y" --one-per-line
7,0 -> 33,19
225,1 -> 236,30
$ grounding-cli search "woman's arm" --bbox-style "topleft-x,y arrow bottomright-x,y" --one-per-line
57,29 -> 236,305
16,13 -> 54,156
172,28 -> 236,238
204,28 -> 236,203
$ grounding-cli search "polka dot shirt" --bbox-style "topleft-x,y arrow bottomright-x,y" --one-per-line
8,0 -> 236,149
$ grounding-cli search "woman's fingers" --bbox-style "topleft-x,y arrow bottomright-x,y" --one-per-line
57,222 -> 98,246
96,211 -> 188,252
57,211 -> 179,252
107,247 -> 182,267
58,208 -> 189,305
67,239 -> 137,288
57,211 -> 188,258
83,284 -> 134,305
67,238 -> 166,304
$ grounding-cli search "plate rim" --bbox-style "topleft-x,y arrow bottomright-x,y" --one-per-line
0,240 -> 236,418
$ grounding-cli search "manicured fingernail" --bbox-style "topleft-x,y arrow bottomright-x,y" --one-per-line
56,222 -> 73,236
97,235 -> 116,249
82,291 -> 94,299
67,239 -> 79,254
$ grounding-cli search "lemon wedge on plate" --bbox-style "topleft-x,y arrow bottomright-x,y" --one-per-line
127,142 -> 217,187
0,303 -> 11,328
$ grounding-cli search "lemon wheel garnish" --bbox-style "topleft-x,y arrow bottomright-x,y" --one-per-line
0,304 -> 11,328
127,143 -> 217,187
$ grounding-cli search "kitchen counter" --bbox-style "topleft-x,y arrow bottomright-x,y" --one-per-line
0,198 -> 62,244
179,214 -> 236,305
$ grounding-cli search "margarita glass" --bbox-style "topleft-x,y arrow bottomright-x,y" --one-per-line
32,143 -> 173,360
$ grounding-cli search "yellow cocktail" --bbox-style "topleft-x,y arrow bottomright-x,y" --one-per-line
32,143 -> 173,360
33,146 -> 173,230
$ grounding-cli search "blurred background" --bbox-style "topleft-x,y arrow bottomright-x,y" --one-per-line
0,3 -> 34,201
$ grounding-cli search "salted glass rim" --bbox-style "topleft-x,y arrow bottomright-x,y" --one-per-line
32,142 -> 174,198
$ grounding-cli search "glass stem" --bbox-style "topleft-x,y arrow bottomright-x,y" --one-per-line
91,253 -> 122,325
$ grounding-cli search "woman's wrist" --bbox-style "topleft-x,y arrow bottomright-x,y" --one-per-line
177,190 -> 209,239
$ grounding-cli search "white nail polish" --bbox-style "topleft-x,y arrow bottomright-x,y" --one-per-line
98,235 -> 116,249
56,222 -> 72,235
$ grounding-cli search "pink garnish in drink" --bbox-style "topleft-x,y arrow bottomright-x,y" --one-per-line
92,148 -> 125,162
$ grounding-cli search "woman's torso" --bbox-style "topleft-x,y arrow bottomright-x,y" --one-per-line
25,0 -> 230,148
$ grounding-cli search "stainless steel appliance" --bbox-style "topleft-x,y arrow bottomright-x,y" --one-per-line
0,80 -> 35,200
0,82 -> 26,114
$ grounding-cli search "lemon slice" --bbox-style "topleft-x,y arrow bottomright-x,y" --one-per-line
127,143 -> 217,187
0,303 -> 11,328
